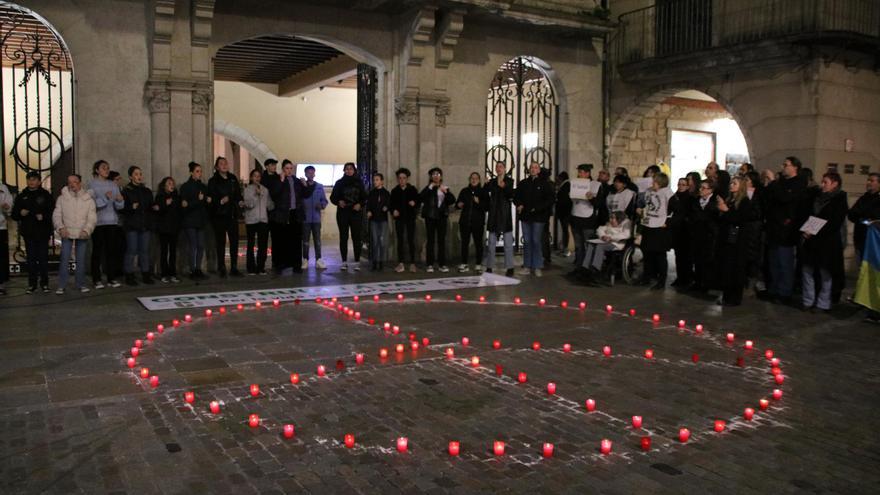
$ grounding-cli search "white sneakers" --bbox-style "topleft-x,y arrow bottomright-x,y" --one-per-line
316,259 -> 326,270
301,259 -> 308,270
80,286 -> 91,293
55,288 -> 64,295
340,262 -> 348,271
438,266 -> 450,273
94,282 -> 105,290
458,264 -> 469,273
518,268 -> 532,276
109,280 -> 122,288
426,266 -> 434,273
409,264 -> 417,273
395,263 -> 405,273
535,269 -> 543,277
475,264 -> 484,273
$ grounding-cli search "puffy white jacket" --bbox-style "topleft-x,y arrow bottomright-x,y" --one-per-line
53,186 -> 97,239
596,219 -> 632,250
243,183 -> 273,224
0,183 -> 11,230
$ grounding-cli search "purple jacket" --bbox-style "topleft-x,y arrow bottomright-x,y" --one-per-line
302,182 -> 328,224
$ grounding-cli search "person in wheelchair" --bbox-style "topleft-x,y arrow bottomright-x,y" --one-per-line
576,211 -> 633,283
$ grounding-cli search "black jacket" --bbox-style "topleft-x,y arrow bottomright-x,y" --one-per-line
555,181 -> 572,220
270,176 -> 315,224
121,182 -> 154,231
420,184 -> 456,220
688,194 -> 719,259
485,175 -> 514,233
11,187 -> 54,239
179,177 -> 210,229
261,172 -> 283,213
207,171 -> 243,220
848,191 -> 880,251
514,175 -> 555,223
153,189 -> 181,235
456,185 -> 489,229
802,190 -> 849,271
330,175 -> 367,210
390,184 -> 420,221
366,187 -> 391,222
764,174 -> 807,246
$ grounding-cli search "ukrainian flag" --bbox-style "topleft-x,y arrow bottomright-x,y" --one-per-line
855,224 -> 880,312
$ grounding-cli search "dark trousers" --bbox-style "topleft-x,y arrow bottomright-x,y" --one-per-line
425,217 -> 447,266
246,222 -> 269,273
212,217 -> 239,273
269,221 -> 283,271
336,208 -> 363,262
719,246 -> 748,304
643,250 -> 668,284
0,229 -> 8,285
542,222 -> 551,264
91,224 -> 121,283
25,237 -> 49,287
556,215 -> 570,251
673,234 -> 693,285
284,212 -> 303,272
395,217 -> 416,263
158,232 -> 178,277
460,223 -> 484,265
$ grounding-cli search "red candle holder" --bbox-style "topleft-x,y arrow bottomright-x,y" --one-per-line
425,294 -> 432,302
249,384 -> 260,397
317,365 -> 326,377
149,375 -> 159,388
479,295 -> 486,303
517,372 -> 527,383
255,301 -> 262,308
542,442 -> 554,458
579,301 -> 586,310
585,398 -> 596,412
355,353 -> 364,365
652,314 -> 660,322
290,373 -> 300,384
408,332 -> 416,341
495,364 -> 503,375
695,324 -> 704,333
560,300 -> 568,308
461,337 -> 469,346
770,357 -> 780,367
744,407 -> 755,420
470,356 -> 480,367
605,304 -> 613,313
422,337 -> 430,347
331,297 -> 338,303
146,332 -> 155,341
774,374 -> 785,385
209,401 -> 221,414
395,344 -> 405,353
513,297 -> 521,305
493,441 -> 505,456
455,294 -> 462,302
677,319 -> 686,328
353,295 -> 359,302
678,428 -> 690,443
772,389 -> 783,400
600,439 -> 612,455
771,367 -> 781,376
126,357 -> 136,368
273,299 -> 280,307
140,367 -> 150,379
602,345 -> 611,357
283,424 -> 295,439
563,343 -> 571,353
236,304 -> 244,311
444,348 -> 453,358
185,314 -> 192,322
397,294 -> 404,301
367,317 -> 375,325
765,349 -> 774,360
744,340 -> 754,350
726,333 -> 735,343
383,322 -> 391,331
345,434 -> 355,448
135,339 -> 143,348
644,349 -> 654,359
184,391 -> 194,404
354,312 -> 361,320
156,324 -> 164,333
629,309 -> 636,316
448,441 -> 460,456
759,398 -> 769,410
492,340 -> 501,349
380,348 -> 389,359
532,341 -> 541,351
640,436 -> 651,451
131,347 -> 140,358
538,298 -> 546,307
547,382 -> 556,395
373,295 -> 380,302
411,341 -> 420,351
691,353 -> 700,363
218,306 -> 226,314
172,319 -> 180,327
714,419 -> 725,432
632,415 -> 643,429
248,414 -> 260,428
392,326 -> 400,335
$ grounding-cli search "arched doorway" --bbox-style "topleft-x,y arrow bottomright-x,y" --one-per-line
0,1 -> 75,194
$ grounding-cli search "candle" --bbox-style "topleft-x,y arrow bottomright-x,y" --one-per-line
579,301 -> 587,310
563,343 -> 571,353
448,441 -> 460,456
373,295 -> 380,302
652,314 -> 660,322
315,297 -> 323,303
354,312 -> 361,320
765,349 -> 774,360
470,356 -> 480,367
605,304 -> 613,312
317,364 -> 326,376
678,428 -> 690,443
600,439 -> 612,455
514,297 -> 521,304
695,324 -> 704,333
172,319 -> 180,327
140,367 -> 150,379
408,332 -> 416,341
384,322 -> 391,331
461,337 -> 470,346
644,349 -> 654,359
726,333 -> 735,343
344,434 -> 355,448
156,324 -> 164,333
422,337 -> 430,347
736,357 -> 745,367
396,436 -> 409,452
632,415 -> 643,429
538,298 -> 546,306
759,398 -> 769,410
185,314 -> 192,322
237,304 -> 244,311
517,372 -> 527,383
355,353 -> 364,365
397,294 -> 404,301
219,306 -> 227,314
547,382 -> 556,395
774,374 -> 785,384
770,357 -> 780,367
602,345 -> 611,357
678,319 -> 686,328
331,297 -> 338,303
367,318 -> 375,325
149,375 -> 159,388
495,364 -> 503,375
493,340 -> 501,349
283,424 -> 295,439
532,341 -> 541,351
396,344 -> 405,353
542,442 -> 554,458
455,294 -> 462,302
479,295 -> 486,303
126,357 -> 136,368
255,301 -> 263,308
714,420 -> 725,432
146,332 -> 155,341
248,414 -> 260,428
445,348 -> 453,358
353,295 -> 359,302
692,354 -> 700,363
425,294 -> 432,301
629,309 -> 636,316
184,391 -> 194,404
290,373 -> 300,384
744,407 -> 755,420
273,299 -> 280,307
744,340 -> 754,350
771,367 -> 781,376
250,384 -> 260,397
493,441 -> 505,456
411,341 -> 419,351
131,347 -> 140,358
560,300 -> 568,308
392,326 -> 400,335
380,348 -> 389,359
640,436 -> 652,451
293,298 -> 300,305
135,339 -> 143,348
585,399 -> 596,412
772,389 -> 783,400
209,401 -> 220,414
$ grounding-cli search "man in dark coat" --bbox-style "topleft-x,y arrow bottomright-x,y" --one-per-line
271,160 -> 315,274
848,172 -> 880,261
208,157 -> 244,277
261,158 -> 283,267
762,156 -> 807,304
11,171 -> 54,293
514,161 -> 555,277
484,161 -> 515,276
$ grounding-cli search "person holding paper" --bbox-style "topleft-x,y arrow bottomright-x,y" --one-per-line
800,172 -> 848,312
569,164 -> 602,272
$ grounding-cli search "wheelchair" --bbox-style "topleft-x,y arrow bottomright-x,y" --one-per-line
598,217 -> 644,286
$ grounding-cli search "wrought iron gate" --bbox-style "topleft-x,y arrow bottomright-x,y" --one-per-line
485,56 -> 559,248
356,63 -> 377,191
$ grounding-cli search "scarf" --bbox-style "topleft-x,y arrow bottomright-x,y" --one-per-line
813,188 -> 843,215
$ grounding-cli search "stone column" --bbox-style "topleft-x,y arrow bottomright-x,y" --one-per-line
146,84 -> 171,183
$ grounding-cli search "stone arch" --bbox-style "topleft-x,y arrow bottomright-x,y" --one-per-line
213,119 -> 278,165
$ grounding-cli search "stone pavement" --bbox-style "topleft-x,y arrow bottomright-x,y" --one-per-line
0,253 -> 878,494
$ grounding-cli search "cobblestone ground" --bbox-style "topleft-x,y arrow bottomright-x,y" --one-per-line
0,255 -> 878,494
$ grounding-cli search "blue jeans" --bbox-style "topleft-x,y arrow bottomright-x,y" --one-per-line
58,238 -> 88,289
185,228 -> 204,272
484,231 -> 514,270
370,220 -> 387,263
125,230 -> 151,274
522,221 -> 545,270
302,222 -> 322,260
802,265 -> 832,310
768,244 -> 795,297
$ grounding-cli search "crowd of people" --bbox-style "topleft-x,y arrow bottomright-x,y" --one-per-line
0,155 -> 877,321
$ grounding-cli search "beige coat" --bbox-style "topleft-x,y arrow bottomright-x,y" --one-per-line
53,186 -> 97,239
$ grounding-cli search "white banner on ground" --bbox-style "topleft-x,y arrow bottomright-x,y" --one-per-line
137,273 -> 521,311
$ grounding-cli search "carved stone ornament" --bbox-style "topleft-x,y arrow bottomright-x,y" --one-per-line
435,103 -> 451,127
395,97 -> 419,125
192,90 -> 213,115
145,87 -> 171,113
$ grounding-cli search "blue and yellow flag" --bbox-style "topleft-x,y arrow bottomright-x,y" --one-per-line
855,224 -> 880,312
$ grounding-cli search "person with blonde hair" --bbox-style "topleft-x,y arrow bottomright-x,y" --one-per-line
715,176 -> 757,306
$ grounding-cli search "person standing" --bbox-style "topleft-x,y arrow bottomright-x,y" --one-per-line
243,169 -> 273,275
180,161 -> 211,280
456,172 -> 489,273
390,167 -> 420,273
87,160 -> 124,289
637,173 -> 673,290
261,158 -> 283,271
271,160 -> 315,274
301,165 -> 328,270
688,180 -> 719,293
11,172 -> 53,293
153,177 -> 181,283
715,177 -> 756,306
515,161 -> 555,277
366,172 -> 391,271
484,161 -> 515,276
569,164 -> 602,274
0,181 -> 11,295
208,157 -> 244,277
330,162 -> 367,271
801,172 -> 848,312
554,171 -> 572,257
120,166 -> 154,285
420,167 -> 456,273
848,172 -> 880,263
668,177 -> 695,288
762,156 -> 806,304
53,174 -> 97,294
